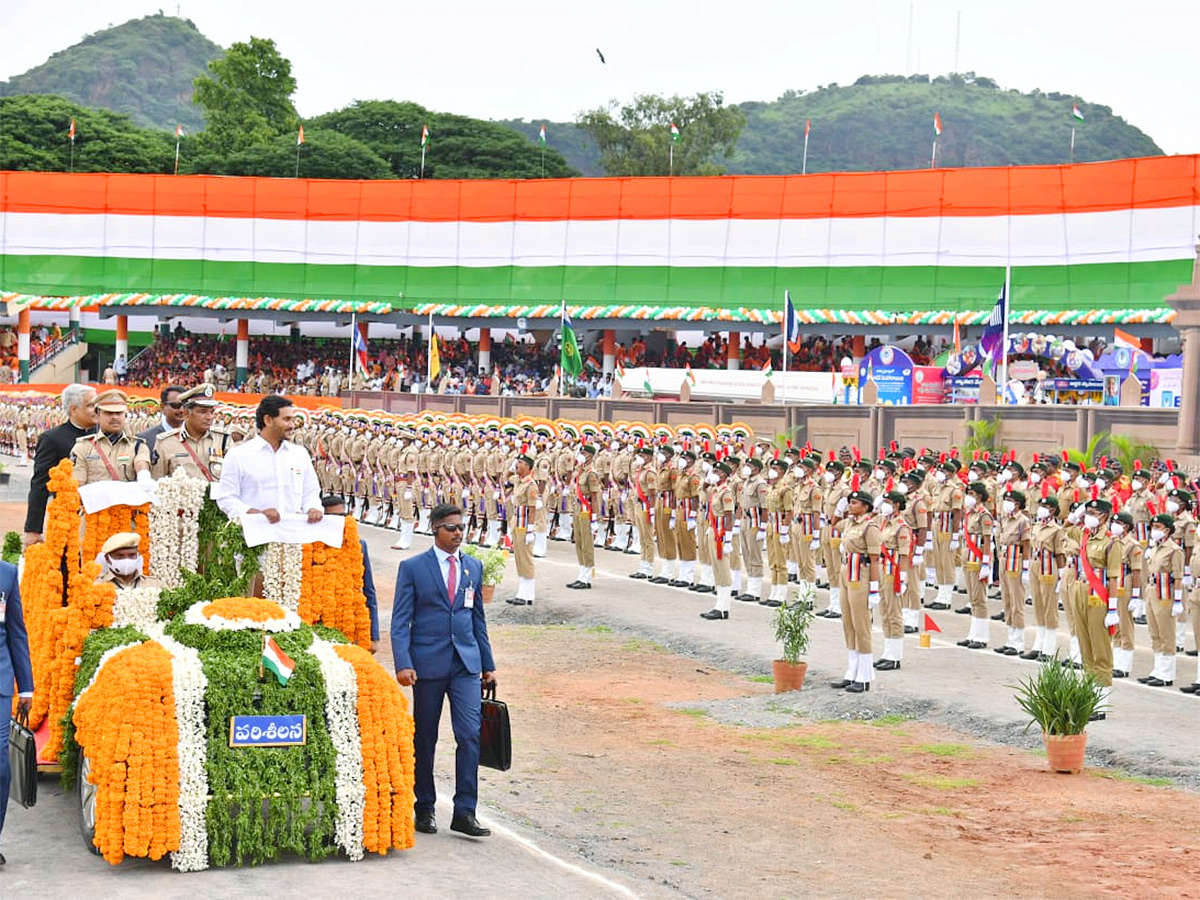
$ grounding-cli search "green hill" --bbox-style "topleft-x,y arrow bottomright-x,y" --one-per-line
0,13 -> 221,133
511,74 -> 1162,176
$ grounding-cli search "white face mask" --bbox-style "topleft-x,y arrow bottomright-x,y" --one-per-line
768,468 -> 780,480
633,457 -> 644,468
1150,529 -> 1167,545
1076,475 -> 1088,487
1130,479 -> 1143,491
1109,522 -> 1125,537
967,470 -> 980,482
1083,514 -> 1101,530
1002,499 -> 1016,515
1036,506 -> 1051,521
964,495 -> 977,509
823,472 -> 836,484
1166,500 -> 1181,514
705,472 -> 720,485
676,457 -> 688,470
576,453 -> 586,464
1029,472 -> 1041,484
741,466 -> 753,479
1095,478 -> 1107,489
656,452 -> 666,464
874,467 -> 886,481
610,441 -> 620,451
997,470 -> 1011,483
935,471 -> 948,484
897,482 -> 910,494
879,501 -> 894,516
108,555 -> 142,577
701,461 -> 713,474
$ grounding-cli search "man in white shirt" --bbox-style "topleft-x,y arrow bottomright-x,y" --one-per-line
212,396 -> 323,523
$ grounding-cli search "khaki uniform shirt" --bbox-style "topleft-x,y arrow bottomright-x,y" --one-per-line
152,427 -> 229,481
71,431 -> 150,485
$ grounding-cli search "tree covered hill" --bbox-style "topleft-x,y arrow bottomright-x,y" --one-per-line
0,13 -> 221,133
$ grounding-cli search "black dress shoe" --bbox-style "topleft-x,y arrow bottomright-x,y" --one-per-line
1133,615 -> 1147,625
875,659 -> 901,671
629,572 -> 648,580
829,679 -> 853,689
928,602 -> 951,611
990,612 -> 1006,621
1146,677 -> 1172,687
759,598 -> 783,608
415,812 -> 437,834
737,593 -> 758,602
1137,674 -> 1152,684
788,574 -> 798,583
699,609 -> 728,620
816,609 -> 830,618
648,576 -> 669,584
506,598 -> 528,606
1018,650 -> 1040,660
1186,649 -> 1199,657
1112,669 -> 1128,679
566,580 -> 584,589
624,547 -> 638,554
696,585 -> 715,594
669,579 -> 689,588
956,638 -> 973,647
450,813 -> 491,837
0,851 -> 6,865
687,583 -> 701,591
1089,711 -> 1107,721
1036,654 -> 1052,663
816,581 -> 829,589
967,641 -> 987,650
825,611 -> 842,619
955,606 -> 971,615
1180,683 -> 1200,694
904,626 -> 918,634
845,681 -> 870,693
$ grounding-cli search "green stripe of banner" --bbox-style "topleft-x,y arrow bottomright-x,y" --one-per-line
0,254 -> 1188,313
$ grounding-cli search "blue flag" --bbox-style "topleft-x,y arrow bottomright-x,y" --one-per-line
978,283 -> 1007,367
784,290 -> 802,353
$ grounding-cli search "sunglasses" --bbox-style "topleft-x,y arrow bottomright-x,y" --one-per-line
436,523 -> 466,533
164,402 -> 185,409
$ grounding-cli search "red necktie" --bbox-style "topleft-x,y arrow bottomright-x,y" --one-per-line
447,555 -> 457,606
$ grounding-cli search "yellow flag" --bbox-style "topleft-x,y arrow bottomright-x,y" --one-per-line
429,334 -> 441,382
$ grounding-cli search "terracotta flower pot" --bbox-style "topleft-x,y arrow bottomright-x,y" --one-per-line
481,584 -> 495,604
772,659 -> 808,693
1043,731 -> 1088,774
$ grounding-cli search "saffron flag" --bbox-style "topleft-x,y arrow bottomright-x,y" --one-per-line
539,124 -> 547,145
669,122 -> 680,142
923,613 -> 942,634
68,118 -> 76,141
933,112 -> 942,136
1072,104 -> 1085,122
421,124 -> 429,147
262,635 -> 295,686
297,125 -> 305,145
804,118 -> 811,139
1113,327 -> 1139,350
560,304 -> 583,377
784,289 -> 802,353
352,326 -> 370,373
429,334 -> 441,381
978,283 -> 1008,368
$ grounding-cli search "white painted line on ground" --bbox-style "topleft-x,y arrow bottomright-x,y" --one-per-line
438,793 -> 639,898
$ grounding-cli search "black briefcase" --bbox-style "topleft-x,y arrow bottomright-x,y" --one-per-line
479,683 -> 511,772
8,708 -> 38,808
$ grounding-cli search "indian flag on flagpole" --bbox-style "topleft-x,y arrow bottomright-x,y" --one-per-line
685,363 -> 696,385
933,112 -> 942,136
262,635 -> 296,686
643,377 -> 654,396
539,124 -> 547,145
297,125 -> 305,145
762,359 -> 774,378
1114,327 -> 1141,375
669,122 -> 680,142
421,124 -> 429,147
1072,104 -> 1085,122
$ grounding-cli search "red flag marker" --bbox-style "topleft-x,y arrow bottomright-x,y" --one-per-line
923,614 -> 942,634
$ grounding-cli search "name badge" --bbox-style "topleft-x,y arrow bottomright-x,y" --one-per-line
463,580 -> 475,608
0,592 -> 6,623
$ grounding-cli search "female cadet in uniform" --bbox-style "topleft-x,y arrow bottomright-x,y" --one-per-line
957,482 -> 994,650
874,488 -> 911,671
1138,514 -> 1185,687
1075,498 -> 1123,719
830,486 -> 882,693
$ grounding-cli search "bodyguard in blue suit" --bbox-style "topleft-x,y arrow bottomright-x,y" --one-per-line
0,560 -> 35,866
391,504 -> 496,838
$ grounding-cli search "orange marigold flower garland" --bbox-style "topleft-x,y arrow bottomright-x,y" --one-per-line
296,518 -> 372,649
333,642 -> 415,854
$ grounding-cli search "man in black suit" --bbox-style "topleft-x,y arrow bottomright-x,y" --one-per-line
23,384 -> 97,546
137,384 -> 187,466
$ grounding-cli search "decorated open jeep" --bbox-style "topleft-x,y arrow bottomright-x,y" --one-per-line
20,461 -> 414,870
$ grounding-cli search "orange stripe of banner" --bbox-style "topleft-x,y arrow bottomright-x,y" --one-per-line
0,156 -> 1196,221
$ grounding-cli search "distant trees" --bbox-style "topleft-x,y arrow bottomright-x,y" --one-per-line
191,37 -> 298,156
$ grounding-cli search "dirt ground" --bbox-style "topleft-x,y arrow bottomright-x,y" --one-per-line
481,620 -> 1200,900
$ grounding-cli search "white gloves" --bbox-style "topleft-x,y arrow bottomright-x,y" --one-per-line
686,517 -> 697,532
835,497 -> 848,516
1173,601 -> 1185,617
810,537 -> 821,551
535,499 -> 544,509
1104,610 -> 1119,629
1021,562 -> 1030,585
979,564 -> 992,583
912,551 -> 924,567
525,532 -> 536,545
899,573 -> 908,593
757,528 -> 767,542
669,513 -> 676,529
780,532 -> 790,545
949,535 -> 960,551
868,581 -> 880,609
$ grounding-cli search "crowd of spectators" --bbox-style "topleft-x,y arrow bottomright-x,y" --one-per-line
0,324 -> 77,382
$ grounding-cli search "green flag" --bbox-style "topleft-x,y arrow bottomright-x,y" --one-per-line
560,309 -> 583,377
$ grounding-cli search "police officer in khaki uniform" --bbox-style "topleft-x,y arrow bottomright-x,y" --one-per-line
673,449 -> 701,588
95,531 -> 160,589
831,486 -> 882,693
508,452 -> 540,605
70,390 -> 151,485
700,460 -> 736,621
567,444 -> 602,589
151,385 -> 227,481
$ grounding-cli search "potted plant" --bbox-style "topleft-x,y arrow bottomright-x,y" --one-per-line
0,461 -> 10,486
1,530 -> 21,564
459,544 -> 509,603
1012,657 -> 1105,773
771,584 -> 815,692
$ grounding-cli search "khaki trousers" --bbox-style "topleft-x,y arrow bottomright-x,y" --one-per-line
655,501 -> 677,560
1071,585 -> 1114,687
513,526 -> 535,578
841,571 -> 873,654
573,511 -> 595,567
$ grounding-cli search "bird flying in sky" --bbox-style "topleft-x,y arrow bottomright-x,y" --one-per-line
596,48 -> 606,64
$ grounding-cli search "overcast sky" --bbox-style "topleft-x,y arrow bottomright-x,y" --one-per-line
6,1 -> 1198,155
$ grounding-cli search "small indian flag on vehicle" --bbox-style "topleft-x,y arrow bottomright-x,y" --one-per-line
1072,104 -> 1084,122
669,122 -> 680,142
262,635 -> 295,686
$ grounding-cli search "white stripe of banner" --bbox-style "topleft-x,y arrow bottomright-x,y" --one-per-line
1,206 -> 1196,269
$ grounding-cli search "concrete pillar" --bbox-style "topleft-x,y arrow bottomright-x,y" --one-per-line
115,314 -> 129,367
726,332 -> 741,370
236,319 -> 250,387
478,327 -> 492,374
69,303 -> 81,338
1165,241 -> 1200,457
602,329 -> 616,375
17,308 -> 31,383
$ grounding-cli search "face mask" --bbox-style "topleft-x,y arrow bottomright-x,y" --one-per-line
768,468 -> 781,480
998,470 -> 1011,483
823,472 -> 836,484
741,466 -> 752,479
1095,478 -> 1107,489
1034,506 -> 1051,521
1128,479 -> 1143,492
1150,529 -> 1167,544
1166,500 -> 1181,514
1076,475 -> 1088,487
576,453 -> 586,464
1083,514 -> 1101,530
935,471 -> 948,484
874,468 -> 886,481
610,441 -> 620,451
1002,499 -> 1016,515
1109,522 -> 1126,536
705,472 -> 720,485
656,452 -> 666,464
964,495 -> 977,509
879,501 -> 894,516
1029,472 -> 1041,484
701,461 -> 713,474
108,556 -> 142,577
967,470 -> 980,482
633,457 -> 644,469
897,482 -> 910,494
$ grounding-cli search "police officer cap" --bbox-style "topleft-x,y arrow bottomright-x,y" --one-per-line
515,453 -> 534,468
1006,490 -> 1027,508
181,383 -> 218,407
1038,495 -> 1060,513
94,389 -> 129,413
680,449 -> 697,462
1084,498 -> 1112,515
825,459 -> 845,474
882,490 -> 907,509
713,460 -> 732,476
770,458 -> 790,473
1112,510 -> 1135,529
901,467 -> 925,483
100,532 -> 141,555
937,459 -> 959,474
746,456 -> 765,470
967,481 -> 989,502
1167,488 -> 1193,505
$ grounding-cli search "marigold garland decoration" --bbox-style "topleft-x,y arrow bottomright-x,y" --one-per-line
298,517 -> 372,649
73,640 -> 182,865
82,503 -> 151,573
334,642 -> 416,854
201,597 -> 288,623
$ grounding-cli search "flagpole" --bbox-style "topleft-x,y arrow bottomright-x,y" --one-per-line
427,311 -> 433,390
1000,264 -> 1011,402
69,135 -> 75,173
174,137 -> 181,175
802,132 -> 809,176
669,142 -> 674,177
930,138 -> 937,169
350,312 -> 357,376
295,143 -> 301,178
559,302 -> 566,396
781,292 -> 789,405
1069,127 -> 1076,164
420,144 -> 427,179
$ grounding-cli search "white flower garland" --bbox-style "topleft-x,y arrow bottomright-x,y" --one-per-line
148,471 -> 208,588
148,625 -> 211,873
260,542 -> 304,611
182,599 -> 302,634
110,586 -> 162,630
309,637 -> 366,861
